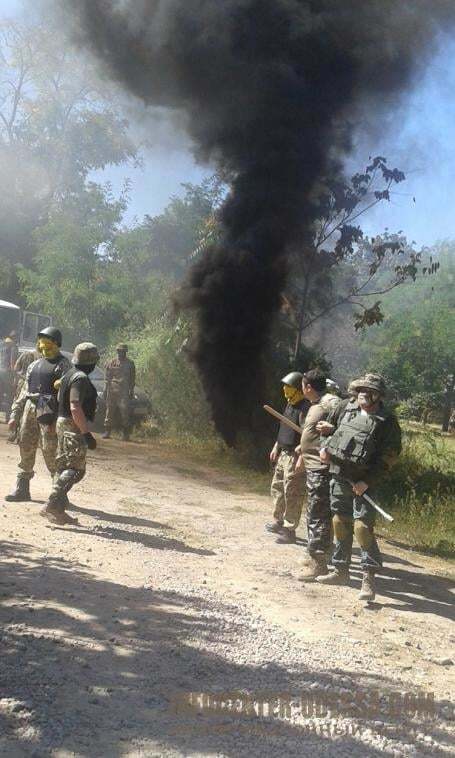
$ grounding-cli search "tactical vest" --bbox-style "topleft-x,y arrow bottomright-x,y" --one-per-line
326,402 -> 386,466
58,368 -> 98,422
277,400 -> 308,449
28,357 -> 63,396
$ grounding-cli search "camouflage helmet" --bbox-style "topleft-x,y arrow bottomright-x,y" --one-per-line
351,373 -> 386,396
72,342 -> 100,366
281,371 -> 304,389
116,343 -> 128,351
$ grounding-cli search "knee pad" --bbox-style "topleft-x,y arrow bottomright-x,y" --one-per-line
332,513 -> 351,540
58,468 -> 85,493
354,519 -> 374,548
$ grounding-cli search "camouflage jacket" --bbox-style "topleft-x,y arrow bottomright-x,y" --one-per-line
105,357 -> 136,396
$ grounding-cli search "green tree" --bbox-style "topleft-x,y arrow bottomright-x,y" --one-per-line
0,18 -> 137,301
283,157 -> 431,364
17,182 -> 129,346
360,243 -> 455,426
118,176 -> 225,280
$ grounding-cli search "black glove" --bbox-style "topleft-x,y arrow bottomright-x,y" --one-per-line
83,432 -> 97,450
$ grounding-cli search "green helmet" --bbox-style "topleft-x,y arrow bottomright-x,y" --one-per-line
72,342 -> 100,366
351,373 -> 386,396
281,371 -> 304,389
116,343 -> 128,351
38,326 -> 62,347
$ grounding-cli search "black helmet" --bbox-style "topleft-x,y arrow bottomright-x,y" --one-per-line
281,371 -> 304,389
37,326 -> 62,347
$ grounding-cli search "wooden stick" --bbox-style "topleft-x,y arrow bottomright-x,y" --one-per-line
263,404 -> 394,522
263,404 -> 301,434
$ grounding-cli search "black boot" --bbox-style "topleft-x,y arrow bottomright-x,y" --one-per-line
5,477 -> 31,502
265,520 -> 284,534
276,527 -> 297,544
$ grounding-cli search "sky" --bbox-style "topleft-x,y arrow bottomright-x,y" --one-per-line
3,0 -> 455,247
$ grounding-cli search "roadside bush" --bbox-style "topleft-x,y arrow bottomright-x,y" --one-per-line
379,428 -> 455,556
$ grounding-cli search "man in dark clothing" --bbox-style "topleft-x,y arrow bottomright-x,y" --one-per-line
41,343 -> 99,525
266,371 -> 309,544
316,373 -> 402,601
102,343 -> 136,440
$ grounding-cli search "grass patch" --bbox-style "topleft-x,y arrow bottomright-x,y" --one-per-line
135,421 -> 270,495
377,426 -> 455,559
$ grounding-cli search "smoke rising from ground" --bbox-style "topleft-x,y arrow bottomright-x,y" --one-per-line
64,0 -> 455,443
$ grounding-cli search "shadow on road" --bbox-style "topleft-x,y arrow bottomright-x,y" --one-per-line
0,539 -> 445,757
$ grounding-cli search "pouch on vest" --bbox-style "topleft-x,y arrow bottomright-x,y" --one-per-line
326,409 -> 382,466
36,394 -> 58,426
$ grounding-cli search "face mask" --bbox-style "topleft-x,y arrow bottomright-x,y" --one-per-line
38,337 -> 59,359
283,385 -> 304,405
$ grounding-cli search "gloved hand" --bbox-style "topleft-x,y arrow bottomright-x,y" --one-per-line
83,432 -> 97,450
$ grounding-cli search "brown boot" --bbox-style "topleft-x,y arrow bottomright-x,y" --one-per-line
298,555 -> 329,582
315,568 -> 349,586
40,504 -> 79,526
359,570 -> 376,601
40,494 -> 79,526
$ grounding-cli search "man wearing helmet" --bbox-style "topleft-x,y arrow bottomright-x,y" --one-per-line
266,371 -> 309,544
5,327 -> 70,503
41,343 -> 99,525
102,343 -> 136,441
316,373 -> 402,601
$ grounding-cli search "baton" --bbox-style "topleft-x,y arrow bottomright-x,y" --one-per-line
263,404 -> 394,523
348,483 -> 394,523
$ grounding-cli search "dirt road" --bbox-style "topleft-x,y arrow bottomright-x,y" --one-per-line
1,425 -> 454,757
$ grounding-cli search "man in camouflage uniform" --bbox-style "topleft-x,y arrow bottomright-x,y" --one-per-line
295,369 -> 341,581
266,371 -> 309,544
6,348 -> 41,443
13,348 -> 41,400
0,331 -> 19,418
316,373 -> 402,601
102,343 -> 136,441
41,343 -> 99,525
5,327 -> 70,502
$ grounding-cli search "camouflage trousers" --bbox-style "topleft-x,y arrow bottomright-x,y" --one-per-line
49,417 -> 88,504
104,391 -> 130,431
271,449 -> 305,529
17,399 -> 57,481
329,476 -> 382,571
305,469 -> 332,556
55,417 -> 88,473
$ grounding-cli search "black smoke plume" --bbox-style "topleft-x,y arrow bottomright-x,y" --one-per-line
65,0 -> 454,444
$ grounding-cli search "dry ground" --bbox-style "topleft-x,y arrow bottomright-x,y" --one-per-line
0,424 -> 454,757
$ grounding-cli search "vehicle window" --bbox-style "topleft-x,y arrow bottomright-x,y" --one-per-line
0,307 -> 21,337
22,313 -> 38,342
